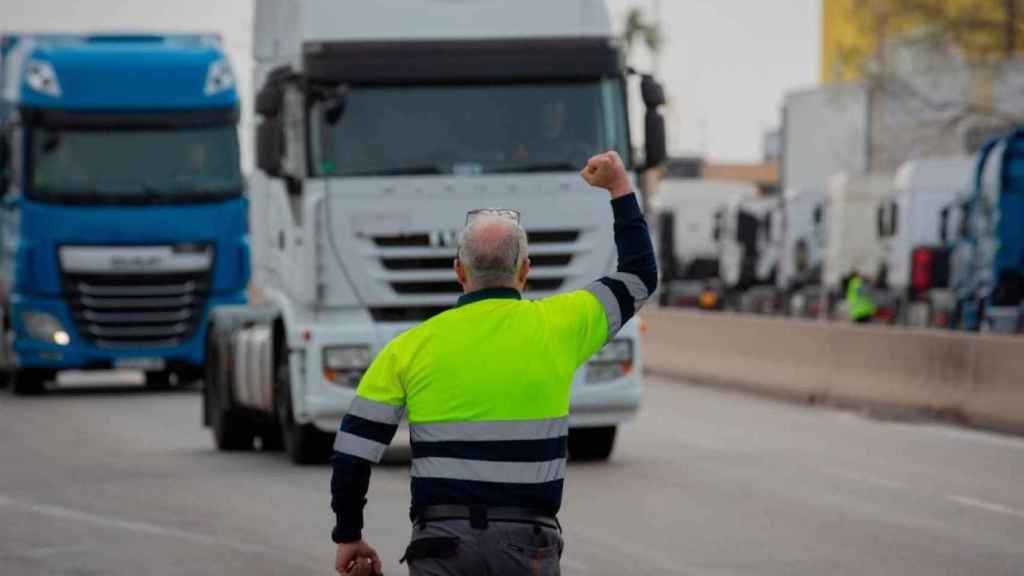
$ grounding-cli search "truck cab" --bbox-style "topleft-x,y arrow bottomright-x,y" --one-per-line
0,34 -> 248,393
823,172 -> 894,319
775,187 -> 826,317
653,179 -> 749,310
203,0 -> 668,463
715,192 -> 780,313
879,157 -> 973,326
954,129 -> 1024,333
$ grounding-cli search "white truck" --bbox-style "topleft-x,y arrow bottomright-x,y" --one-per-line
823,172 -> 894,318
878,156 -> 974,326
715,192 -> 781,313
774,187 -> 827,317
202,0 -> 668,463
652,179 -> 750,310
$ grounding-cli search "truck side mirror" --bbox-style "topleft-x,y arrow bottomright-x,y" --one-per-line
640,75 -> 668,169
255,65 -> 294,117
645,110 -> 667,169
641,75 -> 667,108
256,118 -> 285,178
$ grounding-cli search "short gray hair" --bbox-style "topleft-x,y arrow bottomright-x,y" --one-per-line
457,215 -> 529,288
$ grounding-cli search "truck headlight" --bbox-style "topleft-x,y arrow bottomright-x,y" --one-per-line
26,60 -> 62,98
586,339 -> 634,384
22,311 -> 70,346
323,346 -> 371,388
204,59 -> 235,96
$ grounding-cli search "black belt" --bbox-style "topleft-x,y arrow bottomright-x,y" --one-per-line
413,505 -> 561,532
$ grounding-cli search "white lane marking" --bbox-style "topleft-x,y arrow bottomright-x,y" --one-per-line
947,495 -> 1024,522
0,495 -> 320,570
822,468 -> 909,490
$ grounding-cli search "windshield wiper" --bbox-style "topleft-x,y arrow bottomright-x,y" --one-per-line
337,165 -> 445,177
489,162 -> 582,174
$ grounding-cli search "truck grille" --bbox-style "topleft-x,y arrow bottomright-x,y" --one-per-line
62,271 -> 209,349
364,229 -> 582,318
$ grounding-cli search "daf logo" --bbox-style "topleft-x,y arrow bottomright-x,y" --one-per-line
110,255 -> 164,270
429,229 -> 460,249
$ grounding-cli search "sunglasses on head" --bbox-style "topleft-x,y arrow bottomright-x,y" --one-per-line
465,208 -> 521,226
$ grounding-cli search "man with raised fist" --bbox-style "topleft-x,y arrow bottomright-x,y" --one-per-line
330,151 -> 657,575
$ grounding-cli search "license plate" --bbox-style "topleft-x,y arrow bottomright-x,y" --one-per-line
116,357 -> 166,371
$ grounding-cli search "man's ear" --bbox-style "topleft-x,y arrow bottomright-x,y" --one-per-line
455,258 -> 469,288
517,258 -> 531,287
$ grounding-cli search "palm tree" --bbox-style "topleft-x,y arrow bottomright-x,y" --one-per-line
622,6 -> 662,65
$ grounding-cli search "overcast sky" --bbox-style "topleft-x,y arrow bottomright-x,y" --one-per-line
1,0 -> 820,163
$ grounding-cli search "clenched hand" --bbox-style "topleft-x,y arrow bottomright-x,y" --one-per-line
336,540 -> 382,575
581,151 -> 632,199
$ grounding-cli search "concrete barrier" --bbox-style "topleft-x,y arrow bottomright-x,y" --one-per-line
642,309 -> 1024,434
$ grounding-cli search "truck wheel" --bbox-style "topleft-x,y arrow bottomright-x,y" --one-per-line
145,371 -> 173,390
206,337 -> 254,451
568,426 -> 617,462
275,363 -> 332,465
11,368 -> 53,396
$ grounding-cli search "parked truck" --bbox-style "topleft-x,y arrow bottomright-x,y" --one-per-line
202,0 -> 668,463
653,179 -> 749,310
953,128 -> 1024,333
878,156 -> 973,326
823,172 -> 894,319
0,34 -> 248,394
774,187 -> 827,317
715,192 -> 780,313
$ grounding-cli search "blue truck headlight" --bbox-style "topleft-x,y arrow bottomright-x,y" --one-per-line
26,60 -> 62,98
22,311 -> 70,346
204,59 -> 235,96
586,339 -> 634,384
323,346 -> 371,388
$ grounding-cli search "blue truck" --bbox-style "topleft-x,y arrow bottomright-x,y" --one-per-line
949,127 -> 1024,333
0,34 -> 249,394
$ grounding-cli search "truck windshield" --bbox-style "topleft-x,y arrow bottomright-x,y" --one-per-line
29,125 -> 242,203
309,80 -> 629,177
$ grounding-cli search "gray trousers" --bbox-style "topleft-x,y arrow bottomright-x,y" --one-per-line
403,518 -> 563,576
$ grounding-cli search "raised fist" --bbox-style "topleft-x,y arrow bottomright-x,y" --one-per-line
580,151 -> 631,198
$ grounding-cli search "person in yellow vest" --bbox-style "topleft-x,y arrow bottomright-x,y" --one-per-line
846,272 -> 876,324
329,151 -> 657,575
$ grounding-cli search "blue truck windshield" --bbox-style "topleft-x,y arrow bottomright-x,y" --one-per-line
309,79 -> 630,177
29,125 -> 242,203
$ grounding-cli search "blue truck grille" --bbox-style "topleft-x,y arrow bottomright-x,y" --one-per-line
62,271 -> 210,349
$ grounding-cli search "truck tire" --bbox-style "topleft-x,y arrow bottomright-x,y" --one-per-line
568,426 -> 617,462
205,336 -> 255,451
275,363 -> 333,465
145,371 -> 173,390
11,368 -> 53,396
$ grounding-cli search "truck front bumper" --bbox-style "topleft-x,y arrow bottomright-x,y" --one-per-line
11,292 -> 246,370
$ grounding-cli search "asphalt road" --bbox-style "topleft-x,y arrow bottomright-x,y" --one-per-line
2,373 -> 1023,576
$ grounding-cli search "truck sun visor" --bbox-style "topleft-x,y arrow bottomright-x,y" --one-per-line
302,38 -> 622,83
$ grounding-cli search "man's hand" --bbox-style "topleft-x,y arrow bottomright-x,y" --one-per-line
581,151 -> 632,199
336,540 -> 382,575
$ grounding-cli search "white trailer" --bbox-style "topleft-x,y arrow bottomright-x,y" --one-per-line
880,156 -> 974,324
651,180 -> 750,309
203,0 -> 668,463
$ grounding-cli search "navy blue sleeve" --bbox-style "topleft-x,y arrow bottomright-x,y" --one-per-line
330,451 -> 371,543
584,192 -> 659,337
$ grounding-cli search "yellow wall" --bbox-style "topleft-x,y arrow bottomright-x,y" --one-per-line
822,0 -> 1024,82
